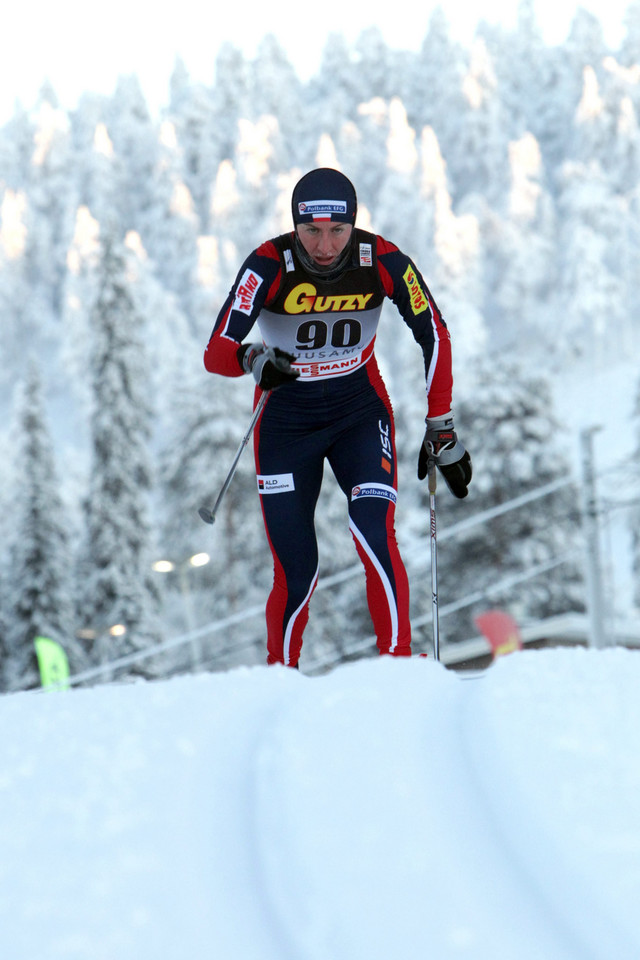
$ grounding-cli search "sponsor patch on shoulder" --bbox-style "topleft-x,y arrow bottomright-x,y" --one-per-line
233,269 -> 263,314
359,243 -> 372,266
257,473 -> 295,494
284,248 -> 295,272
351,482 -> 397,504
402,264 -> 429,315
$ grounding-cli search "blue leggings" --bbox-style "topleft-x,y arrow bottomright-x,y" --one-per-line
253,360 -> 411,666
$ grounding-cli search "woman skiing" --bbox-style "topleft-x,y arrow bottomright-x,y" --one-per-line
204,168 -> 471,667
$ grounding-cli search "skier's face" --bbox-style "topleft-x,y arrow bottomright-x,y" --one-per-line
296,222 -> 353,267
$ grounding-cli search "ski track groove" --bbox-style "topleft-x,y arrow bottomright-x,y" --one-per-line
453,679 -> 595,960
398,668 -> 579,960
248,660 -> 633,959
460,677 -> 640,960
193,673 -> 304,960
245,698 -> 305,960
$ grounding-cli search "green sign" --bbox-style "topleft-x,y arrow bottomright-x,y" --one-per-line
34,636 -> 70,690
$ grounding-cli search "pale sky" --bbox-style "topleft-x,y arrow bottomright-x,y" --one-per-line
2,0 -> 632,124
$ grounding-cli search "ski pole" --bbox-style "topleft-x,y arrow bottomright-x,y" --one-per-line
198,391 -> 268,525
428,462 -> 440,660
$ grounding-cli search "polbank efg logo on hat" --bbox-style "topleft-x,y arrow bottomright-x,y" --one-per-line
298,200 -> 348,218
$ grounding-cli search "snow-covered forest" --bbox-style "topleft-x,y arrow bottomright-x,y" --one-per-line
1,0 -> 640,691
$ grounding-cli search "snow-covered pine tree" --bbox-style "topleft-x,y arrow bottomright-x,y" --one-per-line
402,5 -> 466,148
354,26 -> 396,103
495,0 -> 550,144
620,0 -> 640,70
492,132 -> 557,353
125,229 -> 196,426
609,79 -> 640,196
446,36 -> 509,206
76,226 -> 161,676
157,349 -> 268,664
0,188 -> 32,402
307,33 -> 360,154
104,75 -> 160,239
0,103 -> 36,192
3,362 -> 83,691
247,34 -> 305,163
565,7 -> 609,81
77,117 -> 119,229
0,566 -> 9,690
372,99 -> 420,256
213,115 -> 287,256
27,91 -> 78,317
0,98 -> 74,404
632,376 -> 640,610
167,58 -> 219,233
61,204 -> 102,414
210,43 -> 250,165
416,125 -> 486,377
0,409 -> 12,684
433,354 -> 585,646
572,65 -> 617,170
139,119 -> 200,325
341,97 -> 392,209
555,160 -> 627,364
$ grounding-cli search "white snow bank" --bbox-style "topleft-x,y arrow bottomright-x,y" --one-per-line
0,648 -> 638,960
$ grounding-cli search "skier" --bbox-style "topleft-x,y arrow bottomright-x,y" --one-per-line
204,168 -> 471,667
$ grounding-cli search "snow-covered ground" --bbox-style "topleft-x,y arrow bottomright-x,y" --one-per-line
1,648 -> 639,960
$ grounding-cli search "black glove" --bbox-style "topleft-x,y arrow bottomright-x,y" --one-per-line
238,343 -> 300,390
418,414 -> 472,498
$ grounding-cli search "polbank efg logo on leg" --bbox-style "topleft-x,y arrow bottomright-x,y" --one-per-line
351,483 -> 397,504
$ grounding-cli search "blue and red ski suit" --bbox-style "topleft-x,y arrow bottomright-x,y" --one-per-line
204,228 -> 453,666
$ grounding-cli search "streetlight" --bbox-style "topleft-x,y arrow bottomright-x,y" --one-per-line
189,552 -> 211,568
151,552 -> 211,575
152,552 -> 211,668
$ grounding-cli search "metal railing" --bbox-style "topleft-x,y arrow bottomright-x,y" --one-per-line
55,472 -> 585,687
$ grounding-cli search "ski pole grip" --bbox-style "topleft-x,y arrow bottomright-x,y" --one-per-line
428,462 -> 437,494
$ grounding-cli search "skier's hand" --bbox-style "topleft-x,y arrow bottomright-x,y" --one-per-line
418,413 -> 472,498
238,343 -> 300,390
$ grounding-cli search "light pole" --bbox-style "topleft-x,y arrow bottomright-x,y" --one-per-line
580,428 -> 609,648
152,552 -> 211,668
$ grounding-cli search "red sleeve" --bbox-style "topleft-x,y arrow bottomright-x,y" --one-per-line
376,235 -> 453,417
203,241 -> 282,377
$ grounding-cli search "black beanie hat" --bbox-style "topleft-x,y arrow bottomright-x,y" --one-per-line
291,168 -> 357,225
